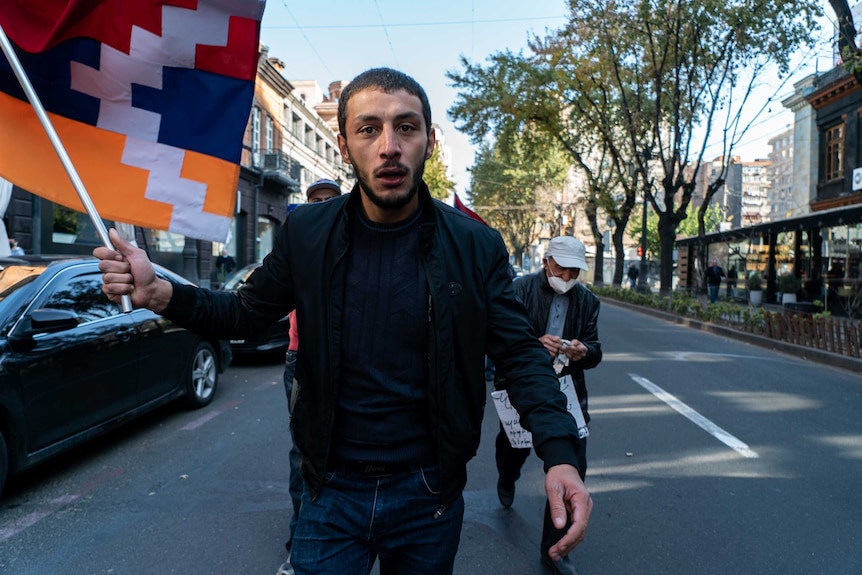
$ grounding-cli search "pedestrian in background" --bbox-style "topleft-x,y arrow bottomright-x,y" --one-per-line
494,235 -> 602,575
277,178 -> 342,575
94,67 -> 591,575
706,259 -> 725,303
214,248 -> 235,284
8,238 -> 24,255
626,262 -> 639,290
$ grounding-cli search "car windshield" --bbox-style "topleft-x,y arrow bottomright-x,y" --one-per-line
222,265 -> 259,291
0,265 -> 46,300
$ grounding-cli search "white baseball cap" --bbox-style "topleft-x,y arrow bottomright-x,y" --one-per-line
546,236 -> 589,271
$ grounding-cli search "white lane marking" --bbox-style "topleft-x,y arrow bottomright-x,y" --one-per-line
181,409 -> 221,431
181,399 -> 242,431
628,373 -> 759,459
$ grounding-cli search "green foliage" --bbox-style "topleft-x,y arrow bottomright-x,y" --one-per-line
742,308 -> 766,330
587,284 -> 757,331
448,0 -> 822,293
777,273 -> 801,294
746,272 -> 763,291
424,145 -> 455,201
677,205 -> 724,239
627,204 -> 721,259
468,131 -> 570,260
54,205 -> 78,234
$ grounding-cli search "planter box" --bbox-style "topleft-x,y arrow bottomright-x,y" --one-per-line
749,290 -> 763,307
783,301 -> 819,314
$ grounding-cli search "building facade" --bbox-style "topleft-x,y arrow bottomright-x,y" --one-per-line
739,159 -> 771,227
676,66 -> 862,315
767,129 -> 794,221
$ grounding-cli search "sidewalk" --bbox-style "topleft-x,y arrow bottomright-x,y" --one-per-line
604,295 -> 862,374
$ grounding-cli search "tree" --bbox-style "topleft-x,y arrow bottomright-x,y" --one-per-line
448,50 -> 637,286
423,144 -> 455,200
449,0 -> 821,294
631,202 -> 722,258
830,0 -> 862,82
468,127 -> 570,266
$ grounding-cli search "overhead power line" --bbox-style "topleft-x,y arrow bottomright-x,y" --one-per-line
372,0 -> 401,68
262,15 -> 567,30
278,0 -> 334,79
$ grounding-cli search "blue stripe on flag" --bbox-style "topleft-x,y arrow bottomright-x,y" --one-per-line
0,38 -> 102,126
0,37 -> 251,165
133,68 -> 252,165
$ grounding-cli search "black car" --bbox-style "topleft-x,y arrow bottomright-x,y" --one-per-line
0,256 -> 232,494
219,263 -> 290,355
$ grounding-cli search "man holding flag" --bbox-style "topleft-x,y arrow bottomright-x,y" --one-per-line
95,67 -> 592,574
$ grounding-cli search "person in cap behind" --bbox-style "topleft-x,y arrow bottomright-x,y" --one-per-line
278,177 -> 342,575
493,235 -> 602,575
305,178 -> 342,203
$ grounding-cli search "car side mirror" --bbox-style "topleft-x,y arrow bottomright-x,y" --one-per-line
30,309 -> 81,332
13,309 -> 81,340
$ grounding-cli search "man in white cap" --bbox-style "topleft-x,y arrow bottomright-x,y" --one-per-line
493,235 -> 602,575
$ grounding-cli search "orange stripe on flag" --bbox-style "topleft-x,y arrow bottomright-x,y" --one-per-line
0,90 -> 236,239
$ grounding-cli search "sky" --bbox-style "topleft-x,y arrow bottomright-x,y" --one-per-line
259,1 -> 838,195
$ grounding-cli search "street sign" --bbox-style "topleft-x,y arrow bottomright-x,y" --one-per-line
853,167 -> 862,191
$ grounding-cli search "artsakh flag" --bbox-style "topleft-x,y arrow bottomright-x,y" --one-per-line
453,193 -> 487,225
0,0 -> 265,242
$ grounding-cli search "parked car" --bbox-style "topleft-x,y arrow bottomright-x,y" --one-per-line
0,256 -> 232,495
219,263 -> 290,356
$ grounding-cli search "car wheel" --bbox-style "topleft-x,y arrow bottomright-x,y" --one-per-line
183,341 -> 218,409
0,431 -> 8,497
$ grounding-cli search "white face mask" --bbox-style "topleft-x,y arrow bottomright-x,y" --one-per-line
547,274 -> 577,294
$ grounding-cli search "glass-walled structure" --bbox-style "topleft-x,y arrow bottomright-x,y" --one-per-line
676,205 -> 862,317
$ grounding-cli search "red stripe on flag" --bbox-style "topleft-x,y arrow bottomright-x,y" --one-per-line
195,15 -> 260,80
454,193 -> 487,225
1,0 -> 260,81
1,0 -> 191,54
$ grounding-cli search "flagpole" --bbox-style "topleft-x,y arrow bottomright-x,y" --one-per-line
0,24 -> 132,312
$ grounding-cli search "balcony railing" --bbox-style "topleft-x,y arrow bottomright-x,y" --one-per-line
253,149 -> 301,190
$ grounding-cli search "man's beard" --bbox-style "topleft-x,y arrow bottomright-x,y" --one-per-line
354,160 -> 426,211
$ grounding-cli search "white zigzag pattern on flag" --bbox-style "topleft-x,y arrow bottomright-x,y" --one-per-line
121,138 -> 231,240
66,1 -> 253,240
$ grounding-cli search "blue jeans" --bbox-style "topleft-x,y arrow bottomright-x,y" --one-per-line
708,284 -> 719,303
291,466 -> 464,575
283,350 -> 303,549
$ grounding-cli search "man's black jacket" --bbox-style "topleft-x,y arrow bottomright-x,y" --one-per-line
163,184 -> 584,515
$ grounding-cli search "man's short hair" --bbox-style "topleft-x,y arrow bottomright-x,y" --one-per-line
337,68 -> 432,140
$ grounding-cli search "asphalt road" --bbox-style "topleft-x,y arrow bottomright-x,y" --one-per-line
1,301 -> 861,574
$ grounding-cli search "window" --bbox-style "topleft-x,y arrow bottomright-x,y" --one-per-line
825,123 -> 843,181
44,273 -> 120,323
292,114 -> 302,139
252,107 -> 261,148
52,205 -> 102,246
251,106 -> 261,166
265,116 -> 274,153
257,216 -> 276,261
148,230 -> 186,253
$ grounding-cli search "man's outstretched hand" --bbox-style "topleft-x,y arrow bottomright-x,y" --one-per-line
545,464 -> 593,561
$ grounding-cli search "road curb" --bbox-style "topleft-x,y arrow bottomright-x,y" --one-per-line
604,298 -> 862,374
